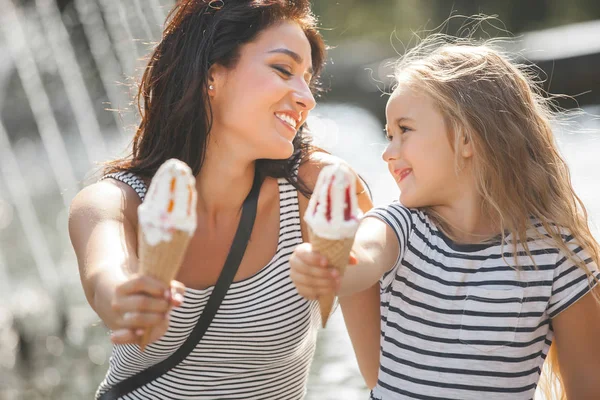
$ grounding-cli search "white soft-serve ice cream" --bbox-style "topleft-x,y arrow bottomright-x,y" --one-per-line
136,158 -> 198,350
138,159 -> 197,245
304,163 -> 363,327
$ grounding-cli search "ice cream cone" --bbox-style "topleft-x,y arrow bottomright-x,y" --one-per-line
308,227 -> 355,328
138,229 -> 192,283
303,163 -> 363,328
136,158 -> 198,351
138,228 -> 192,351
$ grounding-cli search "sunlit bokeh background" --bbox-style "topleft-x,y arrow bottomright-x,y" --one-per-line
1,1 -> 599,398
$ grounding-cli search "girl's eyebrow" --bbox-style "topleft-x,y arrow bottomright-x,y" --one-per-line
267,48 -> 314,75
395,117 -> 414,124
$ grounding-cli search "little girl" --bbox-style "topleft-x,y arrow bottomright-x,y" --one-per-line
290,36 -> 600,399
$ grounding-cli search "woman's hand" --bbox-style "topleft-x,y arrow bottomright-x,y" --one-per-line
109,275 -> 186,345
289,242 -> 354,300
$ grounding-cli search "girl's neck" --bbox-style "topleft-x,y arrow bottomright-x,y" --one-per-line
431,190 -> 500,245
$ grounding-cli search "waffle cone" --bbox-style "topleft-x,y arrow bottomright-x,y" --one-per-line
137,229 -> 192,350
308,227 -> 355,328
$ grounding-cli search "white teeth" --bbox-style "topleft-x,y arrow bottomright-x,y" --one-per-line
276,113 -> 297,129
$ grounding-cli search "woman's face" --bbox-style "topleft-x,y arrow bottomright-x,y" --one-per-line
209,21 -> 316,161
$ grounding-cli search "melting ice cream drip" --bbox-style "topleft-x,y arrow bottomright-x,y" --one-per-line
138,159 -> 197,245
304,163 -> 363,240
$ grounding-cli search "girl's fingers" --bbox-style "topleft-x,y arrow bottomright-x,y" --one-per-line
348,253 -> 358,265
290,268 -> 336,291
293,243 -> 328,267
290,256 -> 333,280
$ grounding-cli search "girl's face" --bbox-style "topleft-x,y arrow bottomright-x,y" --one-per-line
383,86 -> 472,208
209,21 -> 316,161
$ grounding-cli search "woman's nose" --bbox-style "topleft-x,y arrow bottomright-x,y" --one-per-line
292,80 -> 316,111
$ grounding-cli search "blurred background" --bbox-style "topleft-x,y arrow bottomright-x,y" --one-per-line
0,0 -> 599,399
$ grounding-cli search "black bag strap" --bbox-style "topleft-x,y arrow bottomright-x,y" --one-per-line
99,172 -> 263,400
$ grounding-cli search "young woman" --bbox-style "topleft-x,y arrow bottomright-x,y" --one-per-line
290,37 -> 600,399
68,1 -> 379,398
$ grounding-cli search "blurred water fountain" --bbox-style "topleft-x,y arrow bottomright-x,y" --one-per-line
0,120 -> 62,299
148,0 -> 168,31
130,0 -> 155,42
0,0 -> 79,206
73,0 -> 132,130
36,0 -> 108,164
96,0 -> 141,78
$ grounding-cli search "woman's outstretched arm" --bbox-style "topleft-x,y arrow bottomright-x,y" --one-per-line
68,180 -> 181,345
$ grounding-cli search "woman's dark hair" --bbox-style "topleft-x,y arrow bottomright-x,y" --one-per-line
104,0 -> 326,196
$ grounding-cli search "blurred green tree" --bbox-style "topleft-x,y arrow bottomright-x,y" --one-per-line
313,0 -> 600,43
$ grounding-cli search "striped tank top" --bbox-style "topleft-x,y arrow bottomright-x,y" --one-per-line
366,203 -> 598,400
97,172 -> 322,399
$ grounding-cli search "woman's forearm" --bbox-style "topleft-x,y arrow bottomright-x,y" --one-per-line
81,260 -> 128,330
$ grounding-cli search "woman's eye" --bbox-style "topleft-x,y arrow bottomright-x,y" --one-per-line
273,66 -> 293,77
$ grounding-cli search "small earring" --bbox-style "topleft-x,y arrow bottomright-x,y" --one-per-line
209,85 -> 214,90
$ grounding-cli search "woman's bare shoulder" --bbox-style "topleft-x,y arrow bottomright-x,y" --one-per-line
68,178 -> 142,226
297,151 -> 351,190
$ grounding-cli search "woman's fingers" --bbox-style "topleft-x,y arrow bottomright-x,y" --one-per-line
169,280 -> 186,307
109,276 -> 183,346
145,318 -> 170,344
112,294 -> 171,314
116,274 -> 170,299
110,318 -> 170,346
118,310 -> 167,329
110,329 -> 139,344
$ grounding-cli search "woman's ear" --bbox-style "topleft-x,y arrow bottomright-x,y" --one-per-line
207,63 -> 227,97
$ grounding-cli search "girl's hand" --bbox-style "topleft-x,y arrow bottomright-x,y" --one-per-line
109,275 -> 185,345
289,243 -> 351,300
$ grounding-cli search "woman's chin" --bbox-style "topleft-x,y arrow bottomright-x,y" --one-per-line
262,141 -> 295,160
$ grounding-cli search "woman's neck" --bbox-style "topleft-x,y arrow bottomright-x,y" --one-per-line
195,147 -> 256,219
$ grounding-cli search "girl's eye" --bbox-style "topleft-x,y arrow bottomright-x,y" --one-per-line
383,128 -> 393,142
273,66 -> 293,77
399,125 -> 412,134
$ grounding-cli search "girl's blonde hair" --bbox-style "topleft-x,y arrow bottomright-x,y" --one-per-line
393,31 -> 599,399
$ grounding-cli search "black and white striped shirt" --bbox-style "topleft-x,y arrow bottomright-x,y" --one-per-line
97,172 -> 321,399
366,203 -> 598,400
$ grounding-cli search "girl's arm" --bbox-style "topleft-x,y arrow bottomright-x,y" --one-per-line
551,287 -> 600,398
338,285 -> 380,388
68,180 -> 182,345
290,216 -> 398,298
296,153 -> 390,388
338,169 -> 380,389
290,215 -> 398,388
295,152 -> 400,388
